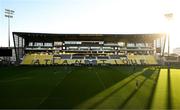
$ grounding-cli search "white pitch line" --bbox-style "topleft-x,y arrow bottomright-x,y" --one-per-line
38,70 -> 72,106
95,72 -> 106,90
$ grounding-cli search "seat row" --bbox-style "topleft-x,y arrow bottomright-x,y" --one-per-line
22,54 -> 158,65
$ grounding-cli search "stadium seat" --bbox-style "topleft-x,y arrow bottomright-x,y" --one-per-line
21,53 -> 158,65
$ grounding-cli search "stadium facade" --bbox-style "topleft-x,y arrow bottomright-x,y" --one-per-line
13,32 -> 165,65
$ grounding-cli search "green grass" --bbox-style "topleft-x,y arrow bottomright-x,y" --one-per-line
0,66 -> 179,109
151,69 -> 168,109
170,69 -> 180,108
151,68 -> 180,109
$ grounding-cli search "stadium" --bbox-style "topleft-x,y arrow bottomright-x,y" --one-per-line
1,0 -> 180,109
13,32 -> 163,66
1,31 -> 180,109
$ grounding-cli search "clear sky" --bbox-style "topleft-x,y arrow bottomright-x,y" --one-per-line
0,0 -> 180,52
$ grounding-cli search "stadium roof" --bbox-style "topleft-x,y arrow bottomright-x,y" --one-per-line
13,32 -> 164,42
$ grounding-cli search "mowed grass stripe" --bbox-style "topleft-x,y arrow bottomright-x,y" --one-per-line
151,69 -> 168,109
121,68 -> 159,109
95,71 -> 106,89
38,68 -> 73,106
92,66 -> 133,88
94,68 -> 152,109
170,69 -> 180,108
0,66 -> 70,108
76,68 -> 148,109
38,67 -> 105,109
2,66 -> 180,109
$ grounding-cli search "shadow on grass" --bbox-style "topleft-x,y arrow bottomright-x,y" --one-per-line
118,68 -> 156,109
167,68 -> 172,109
146,68 -> 160,108
38,66 -> 144,109
87,68 -> 147,109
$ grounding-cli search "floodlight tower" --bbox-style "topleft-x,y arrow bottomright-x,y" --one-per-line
5,9 -> 15,48
164,13 -> 173,57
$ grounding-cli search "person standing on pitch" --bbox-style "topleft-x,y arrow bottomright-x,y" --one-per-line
132,65 -> 135,72
135,79 -> 139,90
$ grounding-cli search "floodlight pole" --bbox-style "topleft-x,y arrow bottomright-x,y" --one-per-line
5,9 -> 15,48
164,13 -> 173,57
8,17 -> 10,48
168,34 -> 170,56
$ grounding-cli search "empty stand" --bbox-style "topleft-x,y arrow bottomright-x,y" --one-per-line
21,53 -> 158,65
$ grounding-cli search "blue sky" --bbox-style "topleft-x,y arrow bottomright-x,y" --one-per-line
0,0 -> 180,51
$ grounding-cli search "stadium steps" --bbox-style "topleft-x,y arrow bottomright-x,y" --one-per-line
127,55 -> 158,65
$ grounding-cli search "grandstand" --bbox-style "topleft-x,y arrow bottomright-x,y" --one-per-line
13,32 -> 164,65
1,32 -> 179,109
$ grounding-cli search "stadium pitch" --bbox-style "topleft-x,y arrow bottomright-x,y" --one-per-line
0,66 -> 180,109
